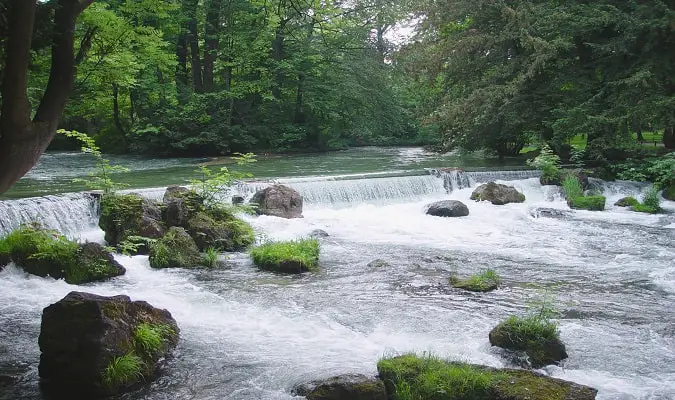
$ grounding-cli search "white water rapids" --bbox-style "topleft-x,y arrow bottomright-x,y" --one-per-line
1,172 -> 674,400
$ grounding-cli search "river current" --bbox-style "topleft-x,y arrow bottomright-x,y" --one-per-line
1,154 -> 674,400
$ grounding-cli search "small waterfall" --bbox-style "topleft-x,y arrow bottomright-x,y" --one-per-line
0,193 -> 99,238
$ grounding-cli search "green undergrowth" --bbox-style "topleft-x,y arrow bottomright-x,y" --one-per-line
632,186 -> 662,213
450,269 -> 500,292
201,247 -> 219,268
561,175 -> 606,211
250,238 -> 320,273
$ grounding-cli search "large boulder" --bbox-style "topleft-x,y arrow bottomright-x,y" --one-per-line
99,193 -> 166,246
186,211 -> 254,251
149,227 -> 202,269
489,318 -> 568,368
293,374 -> 387,400
470,182 -> 526,205
425,200 -> 469,217
250,185 -> 303,218
39,291 -> 179,398
0,225 -> 125,284
163,186 -> 205,228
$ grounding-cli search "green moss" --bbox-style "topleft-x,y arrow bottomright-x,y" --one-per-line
149,227 -> 201,269
492,370 -> 571,400
615,196 -> 639,207
186,210 -> 255,251
377,354 -> 493,400
0,225 -> 79,278
102,353 -> 144,390
632,203 -> 661,213
250,239 -> 320,273
490,315 -> 566,368
567,196 -> 605,211
450,269 -> 500,292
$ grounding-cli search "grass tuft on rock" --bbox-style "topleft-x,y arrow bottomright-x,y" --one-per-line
102,353 -> 144,389
631,186 -> 662,214
133,323 -> 165,358
377,354 -> 494,400
250,239 -> 320,273
567,196 -> 605,211
449,269 -> 500,292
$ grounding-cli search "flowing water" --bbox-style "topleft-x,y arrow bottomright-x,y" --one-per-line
1,151 -> 675,400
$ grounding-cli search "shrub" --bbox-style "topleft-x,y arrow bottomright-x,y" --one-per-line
527,145 -> 561,184
449,269 -> 500,292
250,239 -> 320,273
561,175 -> 583,200
102,353 -> 144,389
567,196 -> 606,211
632,186 -> 662,214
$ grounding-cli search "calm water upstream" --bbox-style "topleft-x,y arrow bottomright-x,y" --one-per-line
1,148 -> 674,400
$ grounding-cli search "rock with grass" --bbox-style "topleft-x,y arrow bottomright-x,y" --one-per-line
529,208 -> 573,219
489,315 -> 568,368
377,354 -> 596,400
0,225 -> 125,284
309,229 -> 330,238
567,196 -> 606,211
149,227 -> 202,269
449,269 -> 500,292
99,193 -> 166,246
425,200 -> 469,217
250,239 -> 319,273
250,184 -> 303,218
615,197 -> 639,207
163,186 -> 205,227
39,291 -> 179,398
470,182 -> 526,205
293,374 -> 386,400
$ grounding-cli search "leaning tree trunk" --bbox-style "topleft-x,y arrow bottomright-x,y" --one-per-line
0,0 -> 94,195
664,127 -> 675,149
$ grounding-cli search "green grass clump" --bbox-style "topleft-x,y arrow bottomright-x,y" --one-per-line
250,239 -> 320,273
134,324 -> 165,357
377,354 -> 493,400
567,195 -> 606,211
499,315 -> 559,343
201,247 -> 219,268
632,186 -> 662,213
561,175 -> 583,200
450,269 -> 500,292
102,353 -> 144,389
0,224 -> 79,277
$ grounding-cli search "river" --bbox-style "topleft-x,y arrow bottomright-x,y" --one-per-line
0,148 -> 674,400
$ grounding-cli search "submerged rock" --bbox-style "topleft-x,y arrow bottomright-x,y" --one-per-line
309,229 -> 330,238
293,374 -> 387,400
39,291 -> 179,398
489,318 -> 568,368
231,195 -> 245,205
149,227 -> 202,269
529,207 -> 573,219
615,196 -> 639,207
425,200 -> 469,217
250,185 -> 303,218
99,193 -> 166,246
471,182 -> 526,205
378,355 -> 596,400
367,259 -> 390,268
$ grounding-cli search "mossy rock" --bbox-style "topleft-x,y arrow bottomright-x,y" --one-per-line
100,194 -> 165,246
0,225 -> 124,283
614,196 -> 639,207
567,196 -> 605,211
489,316 -> 567,368
470,182 -> 526,205
367,259 -> 390,268
377,354 -> 596,400
250,239 -> 319,274
39,291 -> 179,397
449,271 -> 499,293
294,374 -> 387,400
186,210 -> 254,252
149,227 -> 202,269
163,186 -> 206,227
663,184 -> 675,201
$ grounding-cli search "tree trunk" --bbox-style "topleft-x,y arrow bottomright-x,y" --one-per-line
184,0 -> 202,93
271,22 -> 286,99
0,0 -> 93,195
175,32 -> 189,103
202,0 -> 221,93
635,125 -> 644,142
112,83 -> 127,136
664,127 -> 675,149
